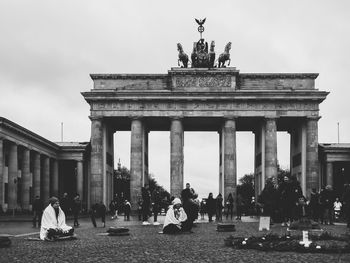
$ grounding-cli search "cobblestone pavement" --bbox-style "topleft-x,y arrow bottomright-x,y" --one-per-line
1,216 -> 350,263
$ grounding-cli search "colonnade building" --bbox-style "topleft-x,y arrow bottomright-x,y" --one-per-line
3,67 -> 350,213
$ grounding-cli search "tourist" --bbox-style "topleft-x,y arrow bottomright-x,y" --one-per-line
200,199 -> 206,220
334,197 -> 342,221
40,197 -> 74,241
216,193 -> 223,222
163,198 -> 192,234
279,176 -> 296,226
32,195 -> 44,228
181,183 -> 198,228
206,192 -> 216,222
152,188 -> 161,225
258,179 -> 278,221
72,194 -> 81,227
308,188 -> 320,222
124,200 -> 131,221
342,184 -> 350,228
141,186 -> 151,225
137,196 -> 143,221
236,191 -> 244,221
109,199 -> 117,219
90,201 -> 106,228
320,185 -> 335,225
225,193 -> 234,220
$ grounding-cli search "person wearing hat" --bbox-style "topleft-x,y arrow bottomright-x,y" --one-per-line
162,198 -> 192,234
40,197 -> 74,241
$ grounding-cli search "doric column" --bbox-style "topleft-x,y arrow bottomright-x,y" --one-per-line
21,148 -> 30,210
265,118 -> 278,180
33,152 -> 41,199
90,116 -> 104,205
306,117 -> 320,191
42,156 -> 50,204
130,118 -> 144,210
8,142 -> 18,210
222,118 -> 237,202
77,160 -> 83,198
0,138 -> 3,207
51,159 -> 59,197
326,162 -> 333,187
170,118 -> 184,198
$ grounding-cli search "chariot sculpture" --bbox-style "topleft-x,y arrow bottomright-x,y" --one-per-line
176,18 -> 232,68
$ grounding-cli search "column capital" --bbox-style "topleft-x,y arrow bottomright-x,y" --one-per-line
265,116 -> 278,121
130,116 -> 143,121
170,116 -> 183,121
223,116 -> 236,121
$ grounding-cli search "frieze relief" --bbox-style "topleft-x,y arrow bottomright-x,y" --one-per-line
92,101 -> 318,112
175,76 -> 231,88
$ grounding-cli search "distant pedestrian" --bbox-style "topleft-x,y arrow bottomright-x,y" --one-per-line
32,195 -> 44,228
226,193 -> 234,220
334,197 -> 342,221
200,199 -> 206,220
60,192 -> 70,216
141,186 -> 151,225
309,188 -> 320,222
320,185 -> 335,225
72,194 -> 81,227
206,193 -> 216,222
152,189 -> 161,225
216,193 -> 223,222
137,196 -> 143,221
236,192 -> 244,220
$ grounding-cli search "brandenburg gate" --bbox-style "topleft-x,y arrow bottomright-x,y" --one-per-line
82,21 -> 328,209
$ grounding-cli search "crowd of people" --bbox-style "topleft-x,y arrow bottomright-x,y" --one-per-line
32,178 -> 350,240
257,176 -> 350,228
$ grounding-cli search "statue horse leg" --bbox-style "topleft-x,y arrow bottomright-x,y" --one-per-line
228,58 -> 231,66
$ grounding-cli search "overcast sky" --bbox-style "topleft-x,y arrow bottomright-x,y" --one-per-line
1,0 -> 350,199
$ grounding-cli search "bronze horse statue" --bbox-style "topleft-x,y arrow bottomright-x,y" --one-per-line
177,43 -> 189,68
218,42 -> 231,68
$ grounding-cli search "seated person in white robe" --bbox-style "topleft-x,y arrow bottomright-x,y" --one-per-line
40,197 -> 74,240
163,198 -> 192,234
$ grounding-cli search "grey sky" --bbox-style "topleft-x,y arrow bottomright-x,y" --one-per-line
1,0 -> 349,199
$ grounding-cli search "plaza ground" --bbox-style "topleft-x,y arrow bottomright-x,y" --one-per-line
1,215 -> 350,263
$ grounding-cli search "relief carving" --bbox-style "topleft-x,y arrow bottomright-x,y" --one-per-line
198,76 -> 231,87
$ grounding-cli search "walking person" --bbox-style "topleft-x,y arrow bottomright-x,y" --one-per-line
72,194 -> 81,227
236,191 -> 244,220
124,200 -> 131,221
32,195 -> 44,228
226,193 -> 234,220
90,201 -> 106,228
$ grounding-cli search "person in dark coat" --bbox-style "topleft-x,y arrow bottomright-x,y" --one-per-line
320,185 -> 335,225
215,193 -> 223,222
309,188 -> 320,222
32,195 -> 44,228
72,194 -> 81,227
151,189 -> 161,225
90,201 -> 106,228
279,176 -> 297,226
181,183 -> 198,227
60,192 -> 70,216
342,184 -> 350,228
226,193 -> 234,220
206,192 -> 216,222
141,186 -> 151,224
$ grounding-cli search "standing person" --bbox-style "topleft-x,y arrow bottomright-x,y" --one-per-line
72,194 -> 81,227
206,193 -> 216,222
226,193 -> 234,220
152,188 -> 161,225
32,195 -> 44,228
40,197 -> 74,241
334,197 -> 342,221
137,196 -> 143,221
320,185 -> 335,225
309,188 -> 320,222
141,187 -> 151,225
216,193 -> 223,222
279,176 -> 295,226
109,199 -> 117,219
90,201 -> 106,228
200,199 -> 206,220
181,183 -> 197,228
236,191 -> 244,220
342,184 -> 350,228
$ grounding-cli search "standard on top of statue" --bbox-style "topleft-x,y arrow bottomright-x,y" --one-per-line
177,18 -> 232,68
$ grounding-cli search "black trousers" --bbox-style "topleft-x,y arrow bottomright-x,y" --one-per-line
163,220 -> 192,234
47,228 -> 74,239
32,211 -> 42,227
90,212 -> 105,227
